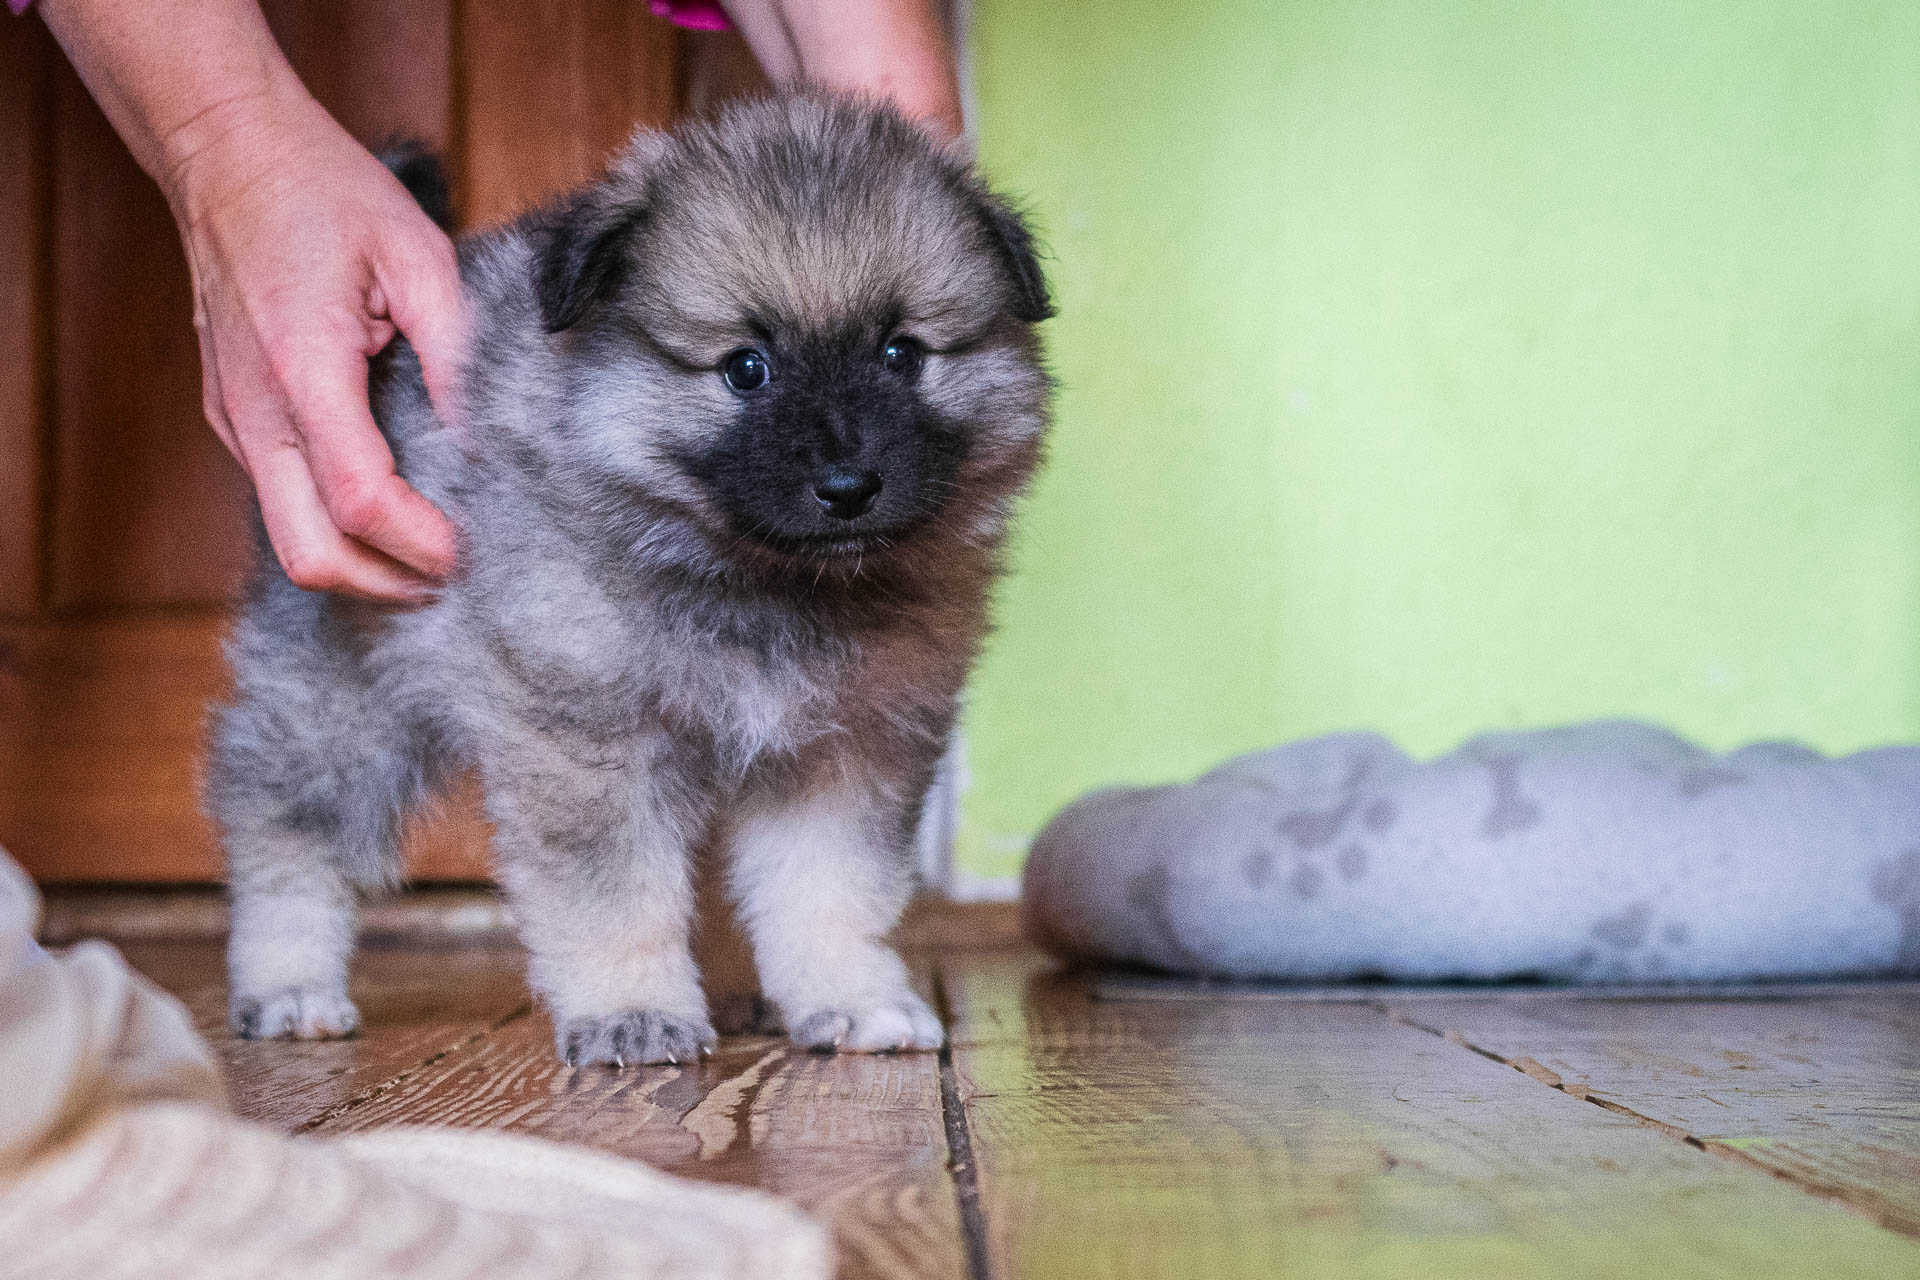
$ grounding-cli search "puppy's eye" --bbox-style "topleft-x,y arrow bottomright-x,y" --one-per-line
721,348 -> 771,393
881,335 -> 923,377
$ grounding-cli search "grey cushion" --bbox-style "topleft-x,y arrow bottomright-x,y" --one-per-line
1022,721 -> 1920,982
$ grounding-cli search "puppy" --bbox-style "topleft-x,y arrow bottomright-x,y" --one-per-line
205,93 -> 1052,1065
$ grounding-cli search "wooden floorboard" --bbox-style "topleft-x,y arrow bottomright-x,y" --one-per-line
938,949 -> 1920,1280
111,921 -> 1920,1280
309,1015 -> 966,1280
121,939 -> 965,1280
120,939 -> 533,1132
1382,988 -> 1920,1238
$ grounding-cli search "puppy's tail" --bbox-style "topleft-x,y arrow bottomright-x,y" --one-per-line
376,137 -> 455,232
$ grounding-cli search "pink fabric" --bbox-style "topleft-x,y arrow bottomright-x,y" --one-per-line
649,1 -> 731,32
8,1 -> 31,16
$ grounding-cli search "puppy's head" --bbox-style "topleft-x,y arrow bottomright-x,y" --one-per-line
521,93 -> 1052,580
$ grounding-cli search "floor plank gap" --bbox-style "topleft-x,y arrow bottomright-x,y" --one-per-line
933,964 -> 995,1280
1692,1138 -> 1920,1241
1380,1001 -> 1920,1241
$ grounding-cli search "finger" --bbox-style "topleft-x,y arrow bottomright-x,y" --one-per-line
275,340 -> 458,580
251,437 -> 441,603
377,222 -> 468,431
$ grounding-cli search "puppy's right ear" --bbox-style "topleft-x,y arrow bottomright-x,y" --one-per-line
533,130 -> 673,333
531,190 -> 646,333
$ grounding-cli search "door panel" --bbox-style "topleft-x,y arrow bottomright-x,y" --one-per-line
0,17 -> 52,616
0,614 -> 230,881
459,0 -> 681,227
4,6 -> 686,882
265,0 -> 454,154
47,55 -> 250,612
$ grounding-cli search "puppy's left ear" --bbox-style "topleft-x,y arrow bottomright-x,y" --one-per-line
975,194 -> 1055,324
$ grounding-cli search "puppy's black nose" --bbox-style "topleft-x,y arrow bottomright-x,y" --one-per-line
813,468 -> 882,520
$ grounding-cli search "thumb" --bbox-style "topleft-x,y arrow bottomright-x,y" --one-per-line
379,224 -> 469,430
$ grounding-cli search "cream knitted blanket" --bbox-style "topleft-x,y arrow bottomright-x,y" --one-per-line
0,851 -> 830,1280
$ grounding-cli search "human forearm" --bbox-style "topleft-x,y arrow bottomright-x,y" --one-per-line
726,0 -> 963,140
37,0 -> 312,201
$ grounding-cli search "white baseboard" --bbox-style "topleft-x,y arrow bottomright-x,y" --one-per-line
945,871 -> 1021,903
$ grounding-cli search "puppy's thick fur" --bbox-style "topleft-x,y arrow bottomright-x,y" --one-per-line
206,94 -> 1052,1064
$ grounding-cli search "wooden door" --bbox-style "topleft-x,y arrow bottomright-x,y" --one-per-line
0,4 -> 761,882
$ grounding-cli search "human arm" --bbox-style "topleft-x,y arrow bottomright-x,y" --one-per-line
723,0 -> 965,141
37,0 -> 464,601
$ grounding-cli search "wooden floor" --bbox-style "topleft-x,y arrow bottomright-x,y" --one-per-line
87,898 -> 1920,1279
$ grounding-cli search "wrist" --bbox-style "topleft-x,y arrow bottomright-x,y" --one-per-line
155,71 -> 311,209
159,84 -> 346,243
37,0 -> 315,204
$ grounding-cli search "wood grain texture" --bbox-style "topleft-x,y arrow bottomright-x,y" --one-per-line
940,950 -> 1920,1278
89,915 -> 1920,1280
45,58 -> 252,611
305,980 -> 967,1280
0,611 -> 231,879
1385,990 -> 1920,1238
121,938 -> 532,1132
265,0 -> 453,152
458,0 -> 681,228
0,16 -> 52,617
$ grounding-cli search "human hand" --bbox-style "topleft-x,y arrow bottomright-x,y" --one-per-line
162,90 -> 465,602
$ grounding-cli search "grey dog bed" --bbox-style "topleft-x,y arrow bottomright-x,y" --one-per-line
1022,721 -> 1920,983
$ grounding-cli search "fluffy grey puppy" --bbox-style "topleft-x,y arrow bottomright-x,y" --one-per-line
205,93 -> 1052,1066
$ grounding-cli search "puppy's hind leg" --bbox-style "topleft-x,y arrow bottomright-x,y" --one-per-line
209,661 -> 429,1040
221,824 -> 364,1040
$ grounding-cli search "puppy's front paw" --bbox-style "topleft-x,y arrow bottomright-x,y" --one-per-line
560,1009 -> 716,1067
231,989 -> 361,1040
789,992 -> 945,1054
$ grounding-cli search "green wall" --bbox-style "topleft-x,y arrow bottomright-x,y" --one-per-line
956,1 -> 1920,882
